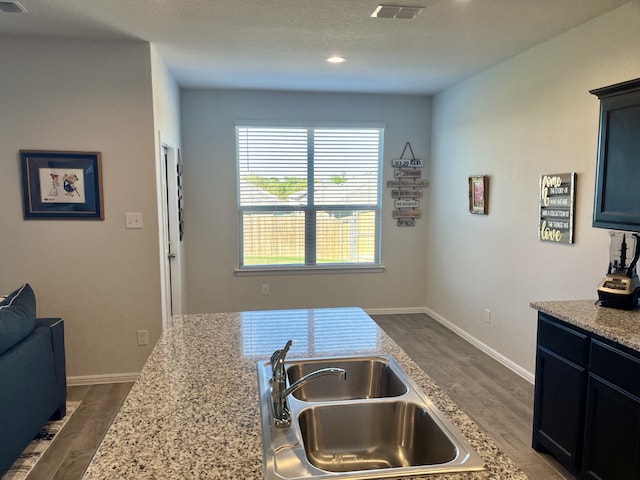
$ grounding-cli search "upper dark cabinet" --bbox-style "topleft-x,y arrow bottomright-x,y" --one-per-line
590,78 -> 640,231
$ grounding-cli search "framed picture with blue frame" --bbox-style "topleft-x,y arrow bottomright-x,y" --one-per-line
20,150 -> 104,219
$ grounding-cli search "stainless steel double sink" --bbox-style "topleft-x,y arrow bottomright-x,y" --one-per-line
257,355 -> 485,479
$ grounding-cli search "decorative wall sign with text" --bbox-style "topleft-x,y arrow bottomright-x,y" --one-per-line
538,172 -> 576,244
387,142 -> 426,227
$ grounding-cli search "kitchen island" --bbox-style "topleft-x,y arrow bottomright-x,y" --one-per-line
82,308 -> 527,479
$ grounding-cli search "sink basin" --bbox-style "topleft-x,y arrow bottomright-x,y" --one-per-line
299,401 -> 457,472
257,354 -> 485,480
286,356 -> 407,401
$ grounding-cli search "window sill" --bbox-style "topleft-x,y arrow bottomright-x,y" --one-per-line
235,264 -> 386,276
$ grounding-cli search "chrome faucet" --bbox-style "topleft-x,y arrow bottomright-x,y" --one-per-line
270,340 -> 347,427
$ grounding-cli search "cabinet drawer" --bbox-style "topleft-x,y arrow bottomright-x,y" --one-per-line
538,314 -> 589,367
590,340 -> 640,398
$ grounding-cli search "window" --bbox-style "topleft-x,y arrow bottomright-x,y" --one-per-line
237,124 -> 383,269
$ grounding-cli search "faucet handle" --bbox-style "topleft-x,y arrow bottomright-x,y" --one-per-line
270,340 -> 293,375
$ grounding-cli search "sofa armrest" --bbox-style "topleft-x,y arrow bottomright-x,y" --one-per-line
36,317 -> 63,329
36,318 -> 67,418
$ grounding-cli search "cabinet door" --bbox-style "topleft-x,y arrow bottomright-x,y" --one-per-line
582,374 -> 640,480
591,79 -> 640,229
533,346 -> 587,471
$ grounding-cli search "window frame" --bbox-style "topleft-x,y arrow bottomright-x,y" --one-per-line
235,121 -> 385,274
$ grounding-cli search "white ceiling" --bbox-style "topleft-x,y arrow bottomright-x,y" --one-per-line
0,0 -> 631,94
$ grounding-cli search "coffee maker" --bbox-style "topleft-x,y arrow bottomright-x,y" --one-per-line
597,231 -> 640,309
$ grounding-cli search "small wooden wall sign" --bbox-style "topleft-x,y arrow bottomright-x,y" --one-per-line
392,189 -> 423,198
538,172 -> 576,244
394,169 -> 421,179
397,218 -> 416,227
386,180 -> 428,188
395,199 -> 420,208
389,142 -> 424,227
393,209 -> 422,219
392,158 -> 424,168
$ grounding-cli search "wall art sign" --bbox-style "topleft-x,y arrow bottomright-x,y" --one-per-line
393,209 -> 422,219
391,189 -> 423,199
386,180 -> 428,188
20,150 -> 104,219
388,142 -> 425,227
468,175 -> 488,214
538,172 -> 576,244
396,218 -> 416,227
391,158 -> 424,168
393,169 -> 421,179
395,199 -> 420,208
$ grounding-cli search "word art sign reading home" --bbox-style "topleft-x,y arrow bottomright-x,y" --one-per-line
538,172 -> 576,244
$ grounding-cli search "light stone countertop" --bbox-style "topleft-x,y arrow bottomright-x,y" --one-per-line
82,307 -> 527,480
530,300 -> 640,353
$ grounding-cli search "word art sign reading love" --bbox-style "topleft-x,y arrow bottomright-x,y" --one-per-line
538,172 -> 576,244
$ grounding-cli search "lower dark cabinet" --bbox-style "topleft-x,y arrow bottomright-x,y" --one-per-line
582,375 -> 640,480
533,347 -> 587,469
533,312 -> 640,480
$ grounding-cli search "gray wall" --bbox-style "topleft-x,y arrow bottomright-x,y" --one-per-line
0,37 -> 165,380
180,90 -> 431,313
427,1 -> 640,376
3,2 -> 638,381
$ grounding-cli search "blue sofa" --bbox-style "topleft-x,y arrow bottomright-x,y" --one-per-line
0,284 -> 67,476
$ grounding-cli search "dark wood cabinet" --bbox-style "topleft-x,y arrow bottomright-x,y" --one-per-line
582,375 -> 640,480
533,348 -> 587,468
533,312 -> 640,479
582,339 -> 640,480
533,314 -> 589,471
590,78 -> 640,230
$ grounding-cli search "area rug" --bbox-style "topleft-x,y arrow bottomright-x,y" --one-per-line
2,401 -> 80,480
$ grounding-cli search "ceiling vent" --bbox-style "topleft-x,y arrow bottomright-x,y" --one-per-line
371,5 -> 424,19
0,1 -> 27,13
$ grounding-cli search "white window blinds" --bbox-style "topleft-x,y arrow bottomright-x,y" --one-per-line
237,125 -> 383,267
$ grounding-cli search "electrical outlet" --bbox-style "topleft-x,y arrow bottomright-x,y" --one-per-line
484,308 -> 492,325
125,212 -> 144,229
262,283 -> 270,295
137,330 -> 149,346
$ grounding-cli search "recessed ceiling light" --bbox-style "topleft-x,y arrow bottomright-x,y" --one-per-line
326,56 -> 346,64
371,4 -> 424,19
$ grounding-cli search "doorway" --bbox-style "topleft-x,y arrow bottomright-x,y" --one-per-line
160,139 -> 183,327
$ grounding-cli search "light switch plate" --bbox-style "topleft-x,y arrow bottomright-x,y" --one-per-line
125,212 -> 143,229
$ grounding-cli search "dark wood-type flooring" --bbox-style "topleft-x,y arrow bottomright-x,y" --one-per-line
371,313 -> 574,480
25,382 -> 133,480
24,313 -> 572,479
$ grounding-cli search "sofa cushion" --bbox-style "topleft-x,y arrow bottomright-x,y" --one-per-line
0,283 -> 36,355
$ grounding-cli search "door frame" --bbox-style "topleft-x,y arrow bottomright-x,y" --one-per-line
158,132 -> 183,328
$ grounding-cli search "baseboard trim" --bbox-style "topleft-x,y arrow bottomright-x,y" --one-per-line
67,372 -> 139,386
67,307 -> 534,386
367,306 -> 534,383
423,307 -> 535,385
365,307 -> 429,315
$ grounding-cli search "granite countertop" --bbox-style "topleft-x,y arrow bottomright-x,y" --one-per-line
82,307 -> 527,480
531,300 -> 640,353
